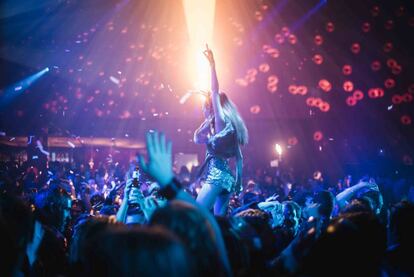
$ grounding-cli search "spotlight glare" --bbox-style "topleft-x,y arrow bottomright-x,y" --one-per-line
183,0 -> 216,90
275,143 -> 283,156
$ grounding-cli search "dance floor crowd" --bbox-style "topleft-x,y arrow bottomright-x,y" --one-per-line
1,135 -> 413,276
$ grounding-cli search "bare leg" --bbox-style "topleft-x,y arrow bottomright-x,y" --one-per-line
214,192 -> 231,216
196,182 -> 223,212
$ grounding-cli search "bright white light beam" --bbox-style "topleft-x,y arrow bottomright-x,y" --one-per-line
182,0 -> 216,90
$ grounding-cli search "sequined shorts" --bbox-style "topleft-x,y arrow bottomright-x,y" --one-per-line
205,158 -> 235,193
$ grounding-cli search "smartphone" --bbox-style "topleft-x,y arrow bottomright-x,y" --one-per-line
132,166 -> 140,188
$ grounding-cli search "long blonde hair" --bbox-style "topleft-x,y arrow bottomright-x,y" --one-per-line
220,93 -> 248,145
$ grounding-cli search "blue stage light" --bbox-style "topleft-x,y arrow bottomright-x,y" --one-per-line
0,67 -> 50,108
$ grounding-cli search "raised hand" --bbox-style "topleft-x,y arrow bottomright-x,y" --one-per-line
139,131 -> 173,187
128,187 -> 145,205
203,44 -> 215,67
366,180 -> 379,191
266,194 -> 280,202
354,180 -> 379,192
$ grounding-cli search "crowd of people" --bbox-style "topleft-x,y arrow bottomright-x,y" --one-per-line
0,130 -> 413,276
2,47 -> 414,276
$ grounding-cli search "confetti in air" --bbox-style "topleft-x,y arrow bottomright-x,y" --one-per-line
67,141 -> 76,148
36,140 -> 50,156
109,76 -> 120,85
27,136 -> 34,145
179,92 -> 192,104
179,90 -> 207,104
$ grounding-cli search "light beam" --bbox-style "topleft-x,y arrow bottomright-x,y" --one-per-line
182,0 -> 216,90
0,67 -> 50,108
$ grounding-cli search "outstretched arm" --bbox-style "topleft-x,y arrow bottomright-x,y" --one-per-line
116,178 -> 133,223
139,131 -> 231,275
204,45 -> 226,133
335,181 -> 379,210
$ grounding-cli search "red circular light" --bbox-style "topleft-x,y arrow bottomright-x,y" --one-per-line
368,88 -> 378,98
312,54 -> 324,65
353,90 -> 364,100
351,43 -> 361,54
246,75 -> 256,83
392,95 -> 403,104
288,85 -> 297,95
281,26 -> 290,35
386,58 -> 397,68
362,22 -> 371,32
384,78 -> 396,89
346,96 -> 357,106
250,105 -> 261,114
255,11 -> 263,21
247,69 -> 258,79
403,93 -> 413,103
267,48 -> 280,58
258,63 -> 270,72
314,98 -> 322,107
320,102 -> 330,112
297,86 -> 308,95
326,22 -> 335,32
313,131 -> 323,141
391,65 -> 402,75
343,81 -> 354,92
288,137 -> 298,146
274,34 -> 284,44
267,83 -> 278,93
314,35 -> 323,45
306,97 -> 315,106
371,5 -> 380,17
268,75 -> 279,85
371,60 -> 381,71
288,34 -> 297,44
319,79 -> 332,92
384,20 -> 394,30
342,65 -> 352,75
401,115 -> 412,125
383,42 -> 393,52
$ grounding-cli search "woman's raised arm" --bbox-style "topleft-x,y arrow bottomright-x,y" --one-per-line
203,45 -> 226,132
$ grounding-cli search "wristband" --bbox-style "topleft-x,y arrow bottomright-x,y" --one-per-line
159,178 -> 182,200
